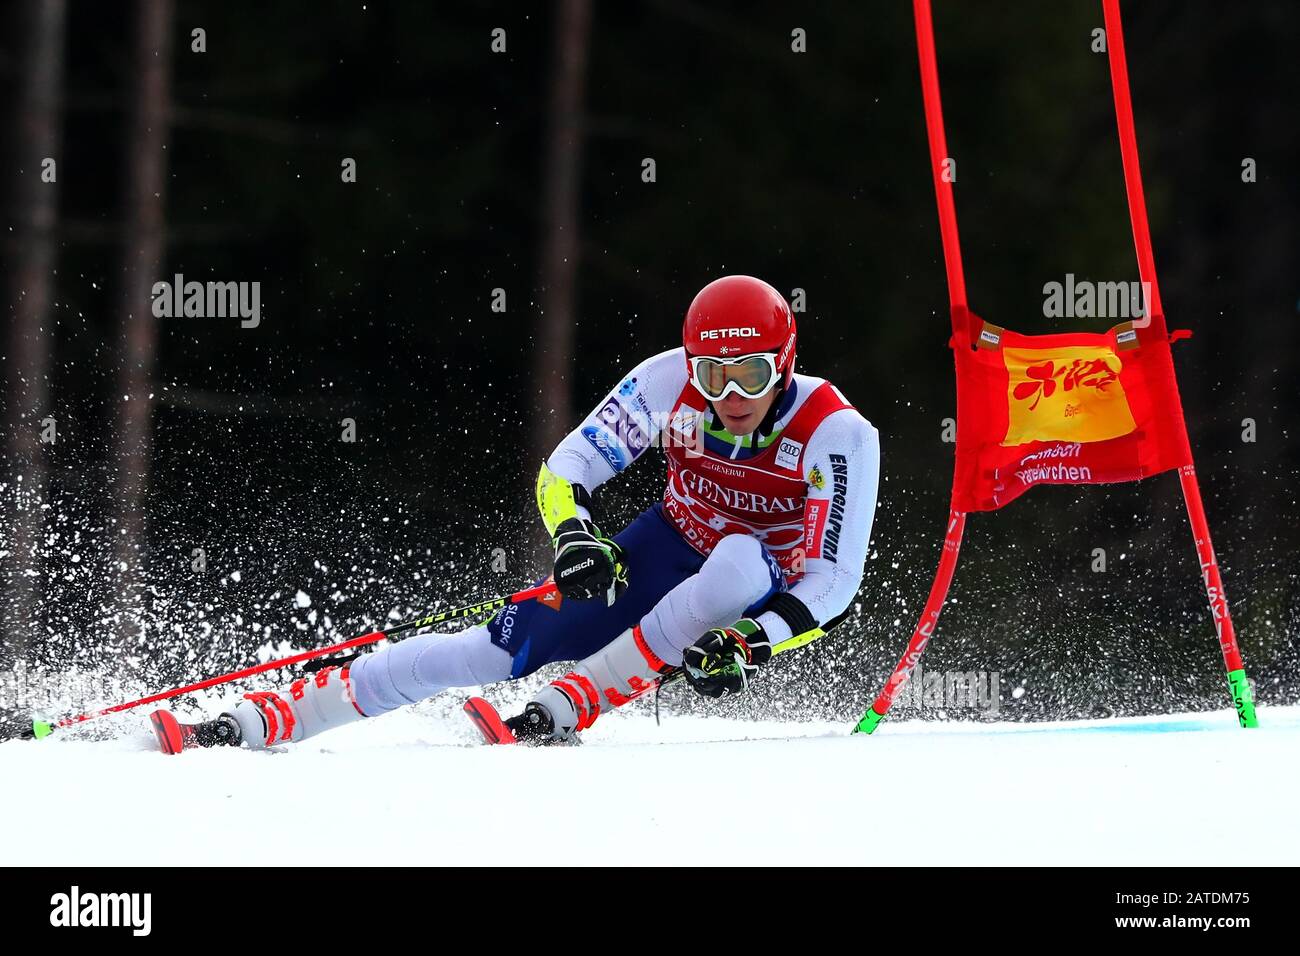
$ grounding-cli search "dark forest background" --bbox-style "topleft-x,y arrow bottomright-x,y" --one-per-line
2,0 -> 1297,728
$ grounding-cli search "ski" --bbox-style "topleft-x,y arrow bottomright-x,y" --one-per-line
462,697 -> 517,746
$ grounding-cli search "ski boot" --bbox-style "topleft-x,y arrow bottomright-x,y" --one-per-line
150,710 -> 241,755
463,698 -> 578,746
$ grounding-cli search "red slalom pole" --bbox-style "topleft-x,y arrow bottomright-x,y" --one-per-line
23,580 -> 561,739
852,0 -> 976,736
1103,0 -> 1256,726
912,0 -> 968,315
855,510 -> 966,733
1177,465 -> 1256,725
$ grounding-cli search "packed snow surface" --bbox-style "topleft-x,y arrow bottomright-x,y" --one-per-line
6,703 -> 1295,865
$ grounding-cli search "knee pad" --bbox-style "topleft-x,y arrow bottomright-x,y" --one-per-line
707,534 -> 782,609
637,534 -> 783,663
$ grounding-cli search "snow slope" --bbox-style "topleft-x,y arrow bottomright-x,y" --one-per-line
5,703 -> 1296,866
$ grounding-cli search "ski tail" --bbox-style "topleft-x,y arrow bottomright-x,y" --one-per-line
463,697 -> 517,746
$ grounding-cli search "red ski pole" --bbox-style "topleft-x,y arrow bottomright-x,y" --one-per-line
12,580 -> 561,741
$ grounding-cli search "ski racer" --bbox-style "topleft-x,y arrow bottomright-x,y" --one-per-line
160,275 -> 880,749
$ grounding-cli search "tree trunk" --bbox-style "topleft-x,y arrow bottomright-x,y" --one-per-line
529,0 -> 592,509
113,0 -> 174,649
4,0 -> 67,665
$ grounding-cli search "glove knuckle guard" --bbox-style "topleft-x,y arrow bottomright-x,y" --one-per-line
552,516 -> 628,604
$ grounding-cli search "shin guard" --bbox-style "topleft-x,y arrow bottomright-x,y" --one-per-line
227,665 -> 366,749
531,625 -> 674,740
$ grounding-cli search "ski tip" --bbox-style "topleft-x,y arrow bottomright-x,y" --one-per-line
149,709 -> 185,755
463,697 -> 517,746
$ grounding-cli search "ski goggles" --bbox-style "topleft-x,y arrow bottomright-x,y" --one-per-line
688,352 -> 782,401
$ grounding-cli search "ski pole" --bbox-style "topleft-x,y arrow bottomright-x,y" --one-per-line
9,580 -> 561,741
654,608 -> 851,701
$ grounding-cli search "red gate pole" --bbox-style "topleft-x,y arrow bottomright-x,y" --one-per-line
855,510 -> 966,733
1103,0 -> 1256,726
854,0 -> 973,734
1178,466 -> 1256,725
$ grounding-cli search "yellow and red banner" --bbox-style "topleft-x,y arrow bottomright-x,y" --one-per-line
951,315 -> 1193,511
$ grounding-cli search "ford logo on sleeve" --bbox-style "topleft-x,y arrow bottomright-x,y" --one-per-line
582,425 -> 629,472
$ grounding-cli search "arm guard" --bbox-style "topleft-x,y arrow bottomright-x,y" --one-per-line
536,462 -> 594,538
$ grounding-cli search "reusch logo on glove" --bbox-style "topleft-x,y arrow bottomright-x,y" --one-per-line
559,558 -> 595,579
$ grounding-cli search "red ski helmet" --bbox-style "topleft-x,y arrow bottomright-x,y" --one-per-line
682,276 -> 797,396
